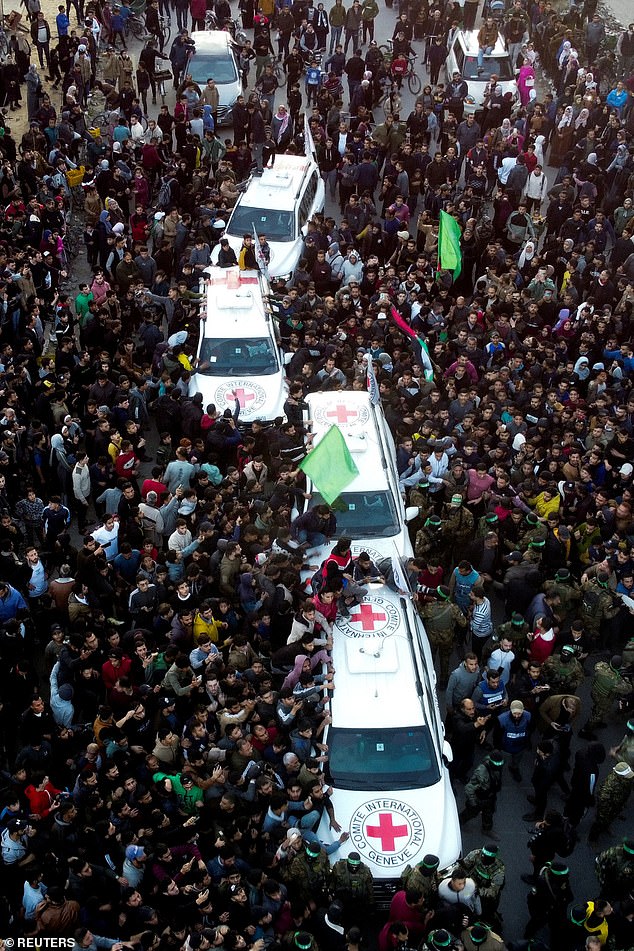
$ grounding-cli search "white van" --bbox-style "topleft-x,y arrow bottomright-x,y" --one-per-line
299,392 -> 418,562
188,266 -> 288,421
187,32 -> 242,126
223,155 -> 325,282
319,579 -> 461,899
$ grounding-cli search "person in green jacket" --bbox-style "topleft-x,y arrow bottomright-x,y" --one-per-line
361,0 -> 378,43
329,0 -> 346,53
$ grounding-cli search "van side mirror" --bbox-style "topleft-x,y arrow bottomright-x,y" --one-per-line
405,506 -> 419,522
442,740 -> 454,765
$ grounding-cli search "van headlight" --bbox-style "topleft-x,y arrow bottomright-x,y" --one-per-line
276,272 -> 293,282
465,95 -> 476,104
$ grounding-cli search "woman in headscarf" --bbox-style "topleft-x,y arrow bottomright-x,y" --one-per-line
549,105 -> 575,166
50,433 -> 73,503
516,240 -> 536,277
517,61 -> 536,108
533,133 -> 546,167
25,64 -> 43,121
574,107 -> 590,131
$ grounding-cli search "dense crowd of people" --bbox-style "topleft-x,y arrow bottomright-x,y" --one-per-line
0,0 -> 634,945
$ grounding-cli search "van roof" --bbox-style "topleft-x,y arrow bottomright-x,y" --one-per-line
458,28 -> 508,56
237,156 -> 315,211
199,266 -> 274,338
329,585 -> 431,729
306,391 -> 392,493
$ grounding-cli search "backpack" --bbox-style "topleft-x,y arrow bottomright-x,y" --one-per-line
157,177 -> 173,210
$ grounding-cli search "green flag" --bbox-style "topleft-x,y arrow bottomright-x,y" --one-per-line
299,425 -> 359,505
438,210 -> 462,280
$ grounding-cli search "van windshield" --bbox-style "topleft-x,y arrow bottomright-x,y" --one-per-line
308,491 -> 400,538
197,337 -> 280,375
228,206 -> 295,242
187,51 -> 239,85
463,54 -> 513,80
327,727 -> 440,790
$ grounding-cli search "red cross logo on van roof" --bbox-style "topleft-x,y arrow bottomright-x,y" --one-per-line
326,405 -> 358,424
350,604 -> 387,631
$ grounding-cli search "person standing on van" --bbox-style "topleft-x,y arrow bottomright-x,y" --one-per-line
248,101 -> 266,173
238,234 -> 259,270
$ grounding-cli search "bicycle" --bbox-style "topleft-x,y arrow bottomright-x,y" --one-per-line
126,13 -> 147,39
159,15 -> 171,45
404,55 -> 421,94
154,67 -> 172,104
391,53 -> 421,94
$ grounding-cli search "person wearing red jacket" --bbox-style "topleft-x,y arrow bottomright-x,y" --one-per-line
101,648 -> 132,693
25,774 -> 62,818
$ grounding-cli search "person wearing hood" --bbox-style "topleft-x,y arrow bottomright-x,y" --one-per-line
340,250 -> 364,286
25,64 -> 42,120
564,741 -> 606,826
523,165 -> 548,214
49,434 -> 73,504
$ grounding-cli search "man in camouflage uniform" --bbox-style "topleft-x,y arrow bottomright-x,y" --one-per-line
580,654 -> 633,738
476,512 -> 500,539
496,612 -> 530,656
543,645 -> 585,693
610,718 -> 634,768
461,843 -> 505,922
579,569 -> 621,646
461,923 -> 505,951
288,838 -> 332,906
524,538 -> 546,566
595,835 -> 634,899
331,850 -> 374,925
415,515 -> 451,570
418,585 -> 467,688
459,751 -> 505,834
589,761 -> 634,841
409,479 -> 435,524
544,568 -> 582,628
443,495 -> 475,567
519,512 -> 548,550
399,854 -> 440,910
525,861 -> 573,942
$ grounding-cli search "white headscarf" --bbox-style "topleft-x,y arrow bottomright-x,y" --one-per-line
575,107 -> 589,130
534,134 -> 546,165
558,105 -> 574,130
518,241 -> 536,269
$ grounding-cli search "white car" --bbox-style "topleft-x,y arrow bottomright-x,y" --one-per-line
222,154 -> 325,283
446,29 -> 518,114
186,31 -> 242,126
188,266 -> 288,422
318,578 -> 461,897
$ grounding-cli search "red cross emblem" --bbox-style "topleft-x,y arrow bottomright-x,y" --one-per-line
228,388 -> 256,407
350,603 -> 387,631
366,813 -> 409,852
327,405 -> 358,424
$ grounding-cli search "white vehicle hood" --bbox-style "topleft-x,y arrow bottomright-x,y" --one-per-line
319,778 -> 461,875
224,233 -> 299,279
